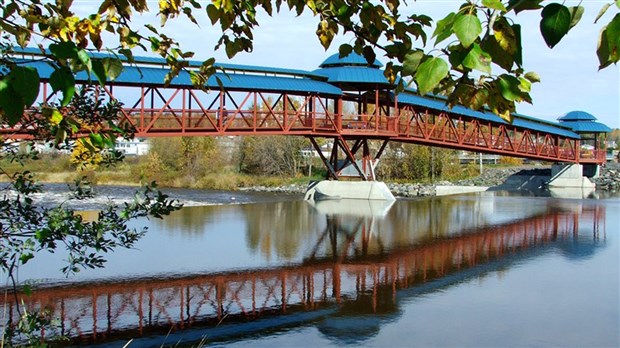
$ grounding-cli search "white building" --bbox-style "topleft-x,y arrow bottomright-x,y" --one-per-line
115,138 -> 149,156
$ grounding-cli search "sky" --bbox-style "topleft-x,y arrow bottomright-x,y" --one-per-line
75,0 -> 619,128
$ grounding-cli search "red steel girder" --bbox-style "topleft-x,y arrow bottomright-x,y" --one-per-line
1,79 -> 600,164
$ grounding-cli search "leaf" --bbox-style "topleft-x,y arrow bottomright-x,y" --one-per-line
498,75 -> 522,101
524,71 -> 541,82
42,107 -> 64,126
512,24 -> 523,67
482,0 -> 507,12
102,58 -> 123,80
415,57 -> 449,95
383,62 -> 397,84
595,3 -> 612,24
433,12 -> 456,45
518,77 -> 532,92
469,88 -> 489,110
9,66 -> 40,107
453,14 -> 482,48
568,6 -> 584,29
316,20 -> 336,50
462,44 -> 492,73
597,27 -> 612,69
493,17 -> 517,54
89,133 -> 104,148
49,67 -> 76,107
384,43 -> 408,58
362,46 -> 376,65
606,14 -> 620,62
3,2 -> 18,17
92,59 -> 107,86
402,50 -> 424,76
49,41 -> 78,60
206,4 -> 219,25
55,128 -> 67,145
338,44 -> 353,58
77,49 -> 92,72
119,48 -> 135,63
19,253 -> 34,264
49,109 -> 64,126
540,3 -> 571,48
509,0 -> 543,14
481,36 -> 514,70
0,78 -> 24,126
447,44 -> 468,70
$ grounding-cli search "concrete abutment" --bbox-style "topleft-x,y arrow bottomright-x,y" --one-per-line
546,164 -> 596,189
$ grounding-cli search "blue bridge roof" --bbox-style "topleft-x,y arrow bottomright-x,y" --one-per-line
394,93 -> 580,139
14,58 -> 343,96
557,111 -> 612,133
314,53 -> 391,87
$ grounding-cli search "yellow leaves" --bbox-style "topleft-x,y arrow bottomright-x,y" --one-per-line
493,17 -> 517,55
316,19 -> 338,50
158,0 -> 184,25
71,138 -> 103,170
42,107 -> 64,126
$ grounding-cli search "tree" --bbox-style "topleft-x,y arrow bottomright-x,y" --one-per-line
0,1 -> 618,126
143,136 -> 223,185
238,135 -> 307,176
378,143 -> 467,182
0,61 -> 181,345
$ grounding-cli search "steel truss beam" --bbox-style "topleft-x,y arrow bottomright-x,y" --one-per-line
308,136 -> 389,180
2,80 -> 601,165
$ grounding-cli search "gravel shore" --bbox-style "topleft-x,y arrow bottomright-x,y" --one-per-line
240,163 -> 620,197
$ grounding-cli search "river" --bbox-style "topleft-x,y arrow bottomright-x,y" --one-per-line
1,186 -> 619,347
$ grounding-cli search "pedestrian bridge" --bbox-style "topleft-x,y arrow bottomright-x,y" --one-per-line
3,48 -> 611,181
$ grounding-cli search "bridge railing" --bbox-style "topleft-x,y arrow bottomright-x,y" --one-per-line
578,149 -> 607,163
340,115 -> 398,133
0,81 -> 594,164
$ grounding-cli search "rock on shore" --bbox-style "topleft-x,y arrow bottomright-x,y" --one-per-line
594,162 -> 620,192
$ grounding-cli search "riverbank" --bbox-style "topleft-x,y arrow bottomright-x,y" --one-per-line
239,163 -> 620,197
4,163 -> 618,198
238,167 -> 541,197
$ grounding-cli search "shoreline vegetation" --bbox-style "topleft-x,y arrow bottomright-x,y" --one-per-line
3,135 -> 618,197
4,157 -> 618,197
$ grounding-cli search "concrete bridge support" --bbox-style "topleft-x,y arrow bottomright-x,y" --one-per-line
305,137 -> 395,201
547,164 -> 596,189
304,180 -> 395,201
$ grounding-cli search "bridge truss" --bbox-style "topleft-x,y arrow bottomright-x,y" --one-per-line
2,80 -> 604,181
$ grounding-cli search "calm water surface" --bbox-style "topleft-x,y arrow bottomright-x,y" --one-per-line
2,187 -> 619,347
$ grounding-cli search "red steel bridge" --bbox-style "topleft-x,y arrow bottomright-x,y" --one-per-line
0,204 -> 605,345
3,48 -> 610,180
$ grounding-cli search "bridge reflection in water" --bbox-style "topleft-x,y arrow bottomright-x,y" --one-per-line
1,200 -> 606,346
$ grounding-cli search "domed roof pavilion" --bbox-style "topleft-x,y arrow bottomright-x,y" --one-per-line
558,111 -> 611,162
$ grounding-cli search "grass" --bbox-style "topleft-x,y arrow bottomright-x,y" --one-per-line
1,152 -> 504,190
0,154 -> 325,190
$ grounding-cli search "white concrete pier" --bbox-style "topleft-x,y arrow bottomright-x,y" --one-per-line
547,164 -> 595,189
304,181 -> 395,201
